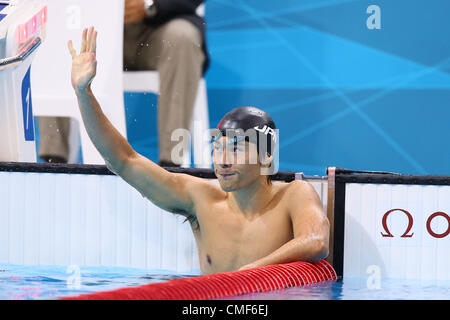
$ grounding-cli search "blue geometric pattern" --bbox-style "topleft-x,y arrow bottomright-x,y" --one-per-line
0,3 -> 8,22
119,0 -> 450,175
203,0 -> 450,175
124,92 -> 159,161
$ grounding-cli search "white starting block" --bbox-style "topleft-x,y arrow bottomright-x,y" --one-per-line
31,0 -> 127,165
1,0 -> 210,166
0,0 -> 47,162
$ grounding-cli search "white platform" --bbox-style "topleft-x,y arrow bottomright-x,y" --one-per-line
0,0 -> 46,162
31,0 -> 127,165
343,183 -> 450,280
0,170 -> 327,271
31,0 -> 211,167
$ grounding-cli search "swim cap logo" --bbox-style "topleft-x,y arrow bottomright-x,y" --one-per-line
254,125 -> 276,143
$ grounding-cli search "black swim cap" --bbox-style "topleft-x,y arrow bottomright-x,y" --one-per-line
214,106 -> 277,157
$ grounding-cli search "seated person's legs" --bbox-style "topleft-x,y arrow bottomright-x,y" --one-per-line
155,19 -> 205,166
124,19 -> 205,167
123,22 -> 156,71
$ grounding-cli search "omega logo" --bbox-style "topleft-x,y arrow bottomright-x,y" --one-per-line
381,209 -> 450,239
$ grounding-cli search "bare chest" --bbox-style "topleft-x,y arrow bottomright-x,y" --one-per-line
192,202 -> 293,273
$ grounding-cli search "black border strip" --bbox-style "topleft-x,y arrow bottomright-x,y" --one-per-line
336,173 -> 450,186
332,170 -> 450,278
0,162 -> 297,182
332,181 -> 346,278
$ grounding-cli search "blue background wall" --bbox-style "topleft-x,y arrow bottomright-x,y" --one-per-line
202,0 -> 450,175
37,0 -> 450,176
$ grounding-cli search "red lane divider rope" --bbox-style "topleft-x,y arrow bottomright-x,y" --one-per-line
61,260 -> 337,300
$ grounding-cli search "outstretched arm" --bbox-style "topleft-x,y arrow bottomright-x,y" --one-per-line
239,181 -> 330,270
68,27 -> 200,216
68,27 -> 131,172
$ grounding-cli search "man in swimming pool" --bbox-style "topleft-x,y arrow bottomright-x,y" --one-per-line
68,27 -> 330,274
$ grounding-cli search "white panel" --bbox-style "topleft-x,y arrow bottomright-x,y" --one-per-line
0,171 -> 305,273
0,0 -> 43,162
130,187 -> 147,268
176,215 -> 193,272
437,187 -> 450,280
419,186 -> 433,281
321,182 -> 328,213
32,0 -> 127,164
146,202 -> 162,269
84,175 -> 101,265
53,174 -> 70,265
38,173 -> 55,264
23,173 -> 40,265
161,212 -> 178,270
0,173 -> 10,261
116,178 -> 131,267
404,185 -> 422,279
99,175 -> 117,267
9,172 -> 25,264
343,183 -> 361,276
309,181 -> 322,200
388,185 -> 408,279
192,246 -> 200,270
69,174 -> 86,266
307,180 -> 328,213
359,184 -> 378,277
344,183 -> 450,280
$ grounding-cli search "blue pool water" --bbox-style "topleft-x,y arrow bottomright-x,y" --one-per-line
0,263 -> 200,300
1,263 -> 449,300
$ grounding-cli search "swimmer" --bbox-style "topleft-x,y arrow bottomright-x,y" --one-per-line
68,27 -> 330,274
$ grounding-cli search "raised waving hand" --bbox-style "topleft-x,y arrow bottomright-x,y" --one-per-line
68,26 -> 98,93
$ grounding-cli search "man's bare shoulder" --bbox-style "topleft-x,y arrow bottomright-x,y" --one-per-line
177,173 -> 225,201
283,179 -> 321,204
265,180 -> 314,207
275,179 -> 313,193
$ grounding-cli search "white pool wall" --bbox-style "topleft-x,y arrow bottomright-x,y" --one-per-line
0,171 -> 328,272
